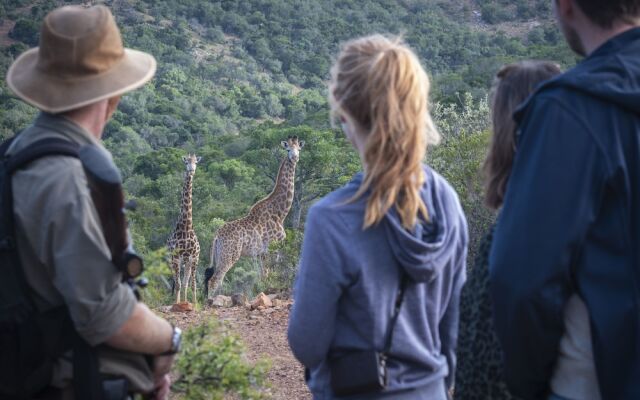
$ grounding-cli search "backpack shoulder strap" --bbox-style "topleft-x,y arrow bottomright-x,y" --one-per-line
1,137 -> 80,251
4,137 -> 80,173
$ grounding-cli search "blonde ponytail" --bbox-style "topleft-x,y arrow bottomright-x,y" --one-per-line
330,35 -> 440,229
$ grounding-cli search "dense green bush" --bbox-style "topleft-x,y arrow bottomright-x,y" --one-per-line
477,0 -> 551,24
173,319 -> 271,400
430,94 -> 495,261
256,229 -> 303,293
136,247 -> 173,308
9,19 -> 39,46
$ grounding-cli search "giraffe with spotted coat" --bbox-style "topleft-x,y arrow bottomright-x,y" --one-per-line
204,136 -> 304,298
167,154 -> 201,305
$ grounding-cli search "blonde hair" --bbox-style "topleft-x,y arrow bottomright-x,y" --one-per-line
329,34 -> 440,229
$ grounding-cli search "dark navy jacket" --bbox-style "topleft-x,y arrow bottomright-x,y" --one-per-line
489,28 -> 640,400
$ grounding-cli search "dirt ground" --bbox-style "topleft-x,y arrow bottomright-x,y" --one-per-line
157,301 -> 311,400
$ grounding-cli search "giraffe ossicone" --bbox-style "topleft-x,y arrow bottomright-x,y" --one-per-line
204,136 -> 304,298
167,153 -> 201,305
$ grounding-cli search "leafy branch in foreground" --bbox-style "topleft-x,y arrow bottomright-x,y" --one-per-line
173,319 -> 271,400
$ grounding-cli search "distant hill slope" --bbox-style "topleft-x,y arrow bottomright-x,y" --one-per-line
0,0 -> 574,294
1,0 -> 574,143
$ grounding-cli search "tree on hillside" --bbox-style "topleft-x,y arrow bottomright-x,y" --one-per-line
9,19 -> 39,46
243,124 -> 360,229
430,94 -> 494,261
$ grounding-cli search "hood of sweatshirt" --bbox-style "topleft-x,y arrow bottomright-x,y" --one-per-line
348,166 -> 462,283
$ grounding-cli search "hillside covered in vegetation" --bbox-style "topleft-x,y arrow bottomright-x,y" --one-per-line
0,0 -> 576,299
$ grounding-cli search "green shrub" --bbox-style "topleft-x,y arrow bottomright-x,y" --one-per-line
9,19 -> 40,46
173,319 -> 271,400
221,257 -> 261,296
255,229 -> 303,293
138,247 -> 174,308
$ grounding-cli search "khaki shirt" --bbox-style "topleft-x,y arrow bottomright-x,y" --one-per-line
7,113 -> 154,392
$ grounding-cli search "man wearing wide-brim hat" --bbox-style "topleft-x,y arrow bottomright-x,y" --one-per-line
4,5 -> 177,400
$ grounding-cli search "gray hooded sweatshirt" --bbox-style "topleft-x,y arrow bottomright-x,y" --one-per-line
288,165 -> 468,399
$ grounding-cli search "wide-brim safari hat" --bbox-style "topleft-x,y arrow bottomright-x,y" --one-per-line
6,5 -> 156,114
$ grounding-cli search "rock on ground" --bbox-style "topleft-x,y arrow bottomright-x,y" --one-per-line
251,292 -> 273,310
207,295 -> 233,308
170,302 -> 194,312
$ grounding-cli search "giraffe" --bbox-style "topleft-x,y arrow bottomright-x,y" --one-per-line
204,136 -> 304,298
167,154 -> 201,305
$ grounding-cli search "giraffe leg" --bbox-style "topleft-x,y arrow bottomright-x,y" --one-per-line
191,250 -> 200,305
207,241 -> 236,296
256,254 -> 265,279
171,254 -> 182,304
182,255 -> 193,305
208,260 -> 233,297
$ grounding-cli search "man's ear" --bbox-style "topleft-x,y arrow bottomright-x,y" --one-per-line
299,140 -> 305,149
555,0 -> 573,19
281,141 -> 289,149
105,96 -> 121,122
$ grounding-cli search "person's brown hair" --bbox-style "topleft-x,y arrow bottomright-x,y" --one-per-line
575,0 -> 640,28
483,61 -> 562,210
329,35 -> 440,229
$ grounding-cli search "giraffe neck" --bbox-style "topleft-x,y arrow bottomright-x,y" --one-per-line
269,157 -> 296,220
176,171 -> 194,232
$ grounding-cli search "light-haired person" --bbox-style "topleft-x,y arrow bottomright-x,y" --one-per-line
288,35 -> 468,400
2,6 -> 178,400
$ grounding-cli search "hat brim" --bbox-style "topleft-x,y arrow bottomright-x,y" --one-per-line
6,48 -> 156,114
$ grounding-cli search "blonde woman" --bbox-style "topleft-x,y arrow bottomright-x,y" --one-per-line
288,35 -> 468,400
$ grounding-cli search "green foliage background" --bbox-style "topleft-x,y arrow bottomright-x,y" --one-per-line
0,0 -> 576,297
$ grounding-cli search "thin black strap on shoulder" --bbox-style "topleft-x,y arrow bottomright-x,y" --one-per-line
382,271 -> 409,356
0,137 -> 16,158
5,138 -> 79,173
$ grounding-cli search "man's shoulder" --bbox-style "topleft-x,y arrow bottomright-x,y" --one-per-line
530,84 -> 587,110
520,85 -> 598,130
7,121 -> 87,192
12,149 -> 89,217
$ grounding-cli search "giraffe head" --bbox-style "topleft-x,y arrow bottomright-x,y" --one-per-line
281,136 -> 305,163
182,154 -> 201,174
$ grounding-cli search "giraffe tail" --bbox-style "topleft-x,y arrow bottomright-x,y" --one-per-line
203,237 -> 218,298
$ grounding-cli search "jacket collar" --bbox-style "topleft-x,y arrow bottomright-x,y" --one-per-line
588,26 -> 640,60
33,112 -> 101,147
513,27 -> 640,127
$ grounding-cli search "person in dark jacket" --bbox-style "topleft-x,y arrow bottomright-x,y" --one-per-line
454,61 -> 561,400
287,35 -> 468,400
489,1 -> 640,399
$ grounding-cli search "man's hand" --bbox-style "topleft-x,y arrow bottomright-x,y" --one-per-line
151,354 -> 175,400
153,354 -> 176,377
151,373 -> 171,400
